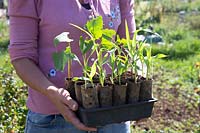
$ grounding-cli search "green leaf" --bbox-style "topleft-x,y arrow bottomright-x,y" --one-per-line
64,46 -> 73,59
132,29 -> 138,49
116,35 -> 122,43
101,29 -> 116,50
89,60 -> 97,79
108,50 -> 116,68
116,55 -> 128,76
64,46 -> 72,53
64,46 -> 80,62
154,54 -> 167,59
79,36 -> 94,54
125,20 -> 131,51
101,40 -> 115,50
120,39 -> 129,53
52,46 -> 81,72
102,29 -> 116,39
103,53 -> 109,65
52,51 -> 67,71
86,16 -> 103,39
72,77 -> 80,81
145,46 -> 151,60
72,77 -> 90,82
54,32 -> 73,47
144,58 -> 150,69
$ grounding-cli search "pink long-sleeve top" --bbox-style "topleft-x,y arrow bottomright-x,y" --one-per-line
8,0 -> 136,114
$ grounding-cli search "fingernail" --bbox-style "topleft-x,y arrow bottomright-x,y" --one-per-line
72,104 -> 78,110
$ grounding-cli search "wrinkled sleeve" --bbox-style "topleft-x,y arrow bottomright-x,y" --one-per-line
117,0 -> 136,38
8,0 -> 39,64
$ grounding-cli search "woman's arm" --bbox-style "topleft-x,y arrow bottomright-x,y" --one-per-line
8,0 -> 96,131
12,58 -> 55,96
12,58 -> 96,131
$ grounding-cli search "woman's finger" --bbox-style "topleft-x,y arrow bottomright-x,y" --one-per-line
71,117 -> 97,131
61,105 -> 97,131
63,95 -> 78,111
58,88 -> 78,111
49,87 -> 96,131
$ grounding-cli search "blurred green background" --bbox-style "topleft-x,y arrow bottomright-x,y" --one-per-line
0,0 -> 200,132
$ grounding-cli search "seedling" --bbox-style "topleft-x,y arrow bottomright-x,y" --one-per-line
71,16 -> 116,87
52,32 -> 76,78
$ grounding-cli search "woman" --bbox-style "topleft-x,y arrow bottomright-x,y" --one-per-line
8,0 -> 136,132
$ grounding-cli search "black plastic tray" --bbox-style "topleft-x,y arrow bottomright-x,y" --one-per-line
77,98 -> 157,127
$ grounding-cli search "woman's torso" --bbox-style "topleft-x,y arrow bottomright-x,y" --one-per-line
28,0 -> 122,114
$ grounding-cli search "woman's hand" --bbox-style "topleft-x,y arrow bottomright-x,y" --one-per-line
46,86 -> 97,132
11,59 -> 96,131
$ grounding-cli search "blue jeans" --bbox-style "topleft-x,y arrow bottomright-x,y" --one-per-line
25,110 -> 130,133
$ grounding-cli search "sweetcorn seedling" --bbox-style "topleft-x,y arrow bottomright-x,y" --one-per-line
123,20 -> 166,80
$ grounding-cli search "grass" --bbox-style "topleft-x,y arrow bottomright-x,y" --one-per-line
0,18 -> 9,47
150,13 -> 200,59
0,16 -> 9,95
0,50 -> 8,66
132,1 -> 200,132
152,37 -> 200,59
